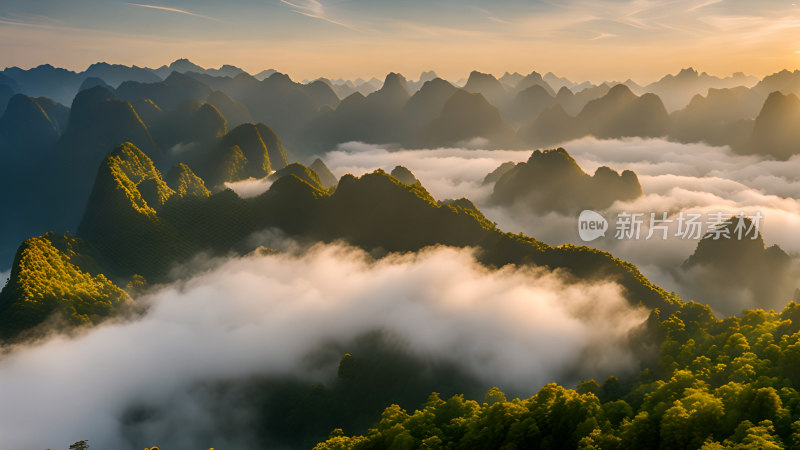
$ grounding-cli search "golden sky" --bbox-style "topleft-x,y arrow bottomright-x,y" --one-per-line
1,0 -> 798,83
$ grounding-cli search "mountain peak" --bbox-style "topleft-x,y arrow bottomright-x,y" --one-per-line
168,58 -> 204,73
746,91 -> 800,159
267,71 -> 293,83
0,233 -> 129,340
164,70 -> 195,84
382,72 -> 409,93
606,83 -> 635,99
463,71 -> 506,104
165,163 -> 210,199
418,70 -> 437,83
524,71 -> 544,81
268,162 -> 324,190
466,70 -> 500,85
310,158 -> 338,187
390,165 -> 419,185
492,148 -> 642,214
763,90 -> 800,111
556,86 -> 573,98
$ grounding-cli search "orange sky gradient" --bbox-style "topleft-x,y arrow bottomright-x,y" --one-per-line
1,0 -> 799,83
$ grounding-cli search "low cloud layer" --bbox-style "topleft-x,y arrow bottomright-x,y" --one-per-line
0,241 -> 646,450
319,138 -> 800,313
223,177 -> 274,198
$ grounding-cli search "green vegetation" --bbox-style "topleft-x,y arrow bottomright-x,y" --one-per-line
268,162 -> 325,190
78,142 -> 195,280
165,163 -> 211,199
491,148 -> 642,215
69,144 -> 670,315
0,233 -> 128,339
315,301 -> 800,449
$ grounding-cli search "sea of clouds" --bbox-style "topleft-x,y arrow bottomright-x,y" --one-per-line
0,241 -> 646,449
4,137 -> 800,448
318,138 -> 800,309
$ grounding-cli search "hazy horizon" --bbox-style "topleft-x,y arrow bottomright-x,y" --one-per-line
1,0 -> 799,84
0,57 -> 777,86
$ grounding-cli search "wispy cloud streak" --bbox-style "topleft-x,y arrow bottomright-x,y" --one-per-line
278,0 -> 362,32
127,3 -> 224,22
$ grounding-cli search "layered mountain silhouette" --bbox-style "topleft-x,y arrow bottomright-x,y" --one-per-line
1,64 -> 84,104
503,84 -> 557,127
741,91 -> 800,159
38,86 -> 161,238
544,72 -> 594,93
60,86 -> 159,160
0,84 -> 14,116
513,72 -> 555,97
268,162 -> 324,190
116,71 -> 213,111
152,58 -> 205,78
187,71 -> 339,151
166,163 -> 211,199
297,72 -> 410,152
207,123 -> 277,182
575,84 -> 670,138
641,67 -> 757,111
152,59 -> 246,79
310,158 -> 338,187
3,61 -> 799,158
517,104 -> 576,147
148,99 -> 227,153
0,137 -> 676,339
4,61 -> 800,329
83,62 -> 161,87
483,161 -> 516,185
680,217 -> 798,315
0,80 -> 292,269
747,69 -> 800,99
0,94 -> 67,155
205,90 -> 253,128
77,143 -> 190,279
422,90 -> 518,148
78,76 -> 112,92
406,70 -> 438,93
390,165 -> 419,185
490,148 -> 643,214
401,77 -> 459,139
557,84 -> 611,116
670,86 -> 761,146
520,84 -> 670,146
463,71 -> 508,106
499,71 -> 524,89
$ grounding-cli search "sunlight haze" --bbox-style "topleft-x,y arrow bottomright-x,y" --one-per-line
1,0 -> 798,82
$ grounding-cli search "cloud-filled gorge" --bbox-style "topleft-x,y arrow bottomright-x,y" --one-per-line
0,241 -> 647,450
316,138 -> 800,314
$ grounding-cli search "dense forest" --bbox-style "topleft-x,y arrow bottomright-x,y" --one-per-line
1,59 -> 800,449
316,302 -> 800,449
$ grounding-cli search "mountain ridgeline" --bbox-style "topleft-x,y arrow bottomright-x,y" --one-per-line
4,60 -> 800,449
490,148 -> 643,214
0,82 -> 290,270
1,60 -> 798,340
2,61 -> 800,161
0,139 -> 677,341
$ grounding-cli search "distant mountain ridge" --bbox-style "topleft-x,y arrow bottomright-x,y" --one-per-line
1,61 -> 798,162
0,139 -> 675,340
490,148 -> 643,214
